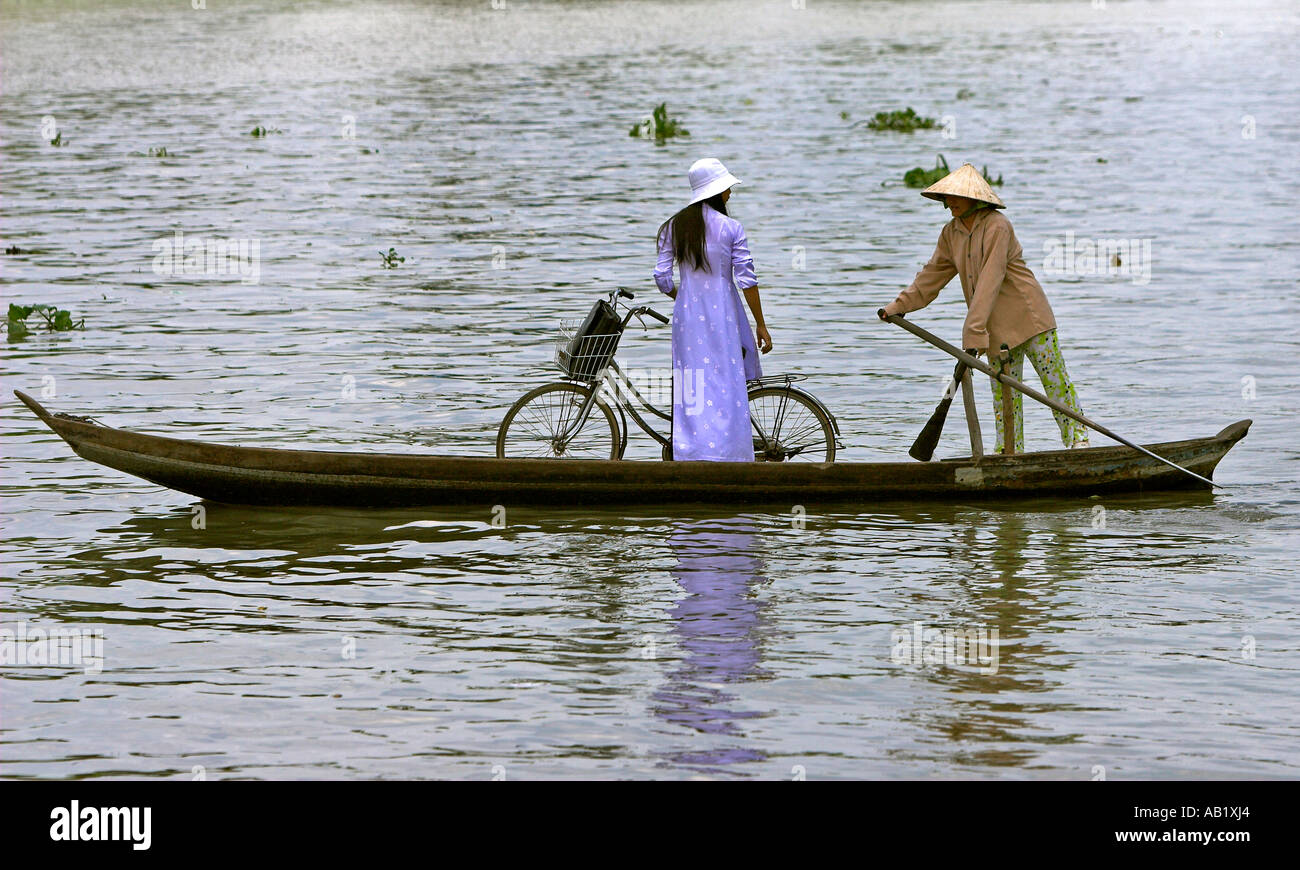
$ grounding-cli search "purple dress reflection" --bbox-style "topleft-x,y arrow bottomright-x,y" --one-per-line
652,517 -> 769,771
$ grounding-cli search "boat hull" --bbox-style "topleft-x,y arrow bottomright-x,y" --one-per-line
15,391 -> 1250,507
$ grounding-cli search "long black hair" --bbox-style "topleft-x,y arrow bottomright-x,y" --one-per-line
656,193 -> 729,273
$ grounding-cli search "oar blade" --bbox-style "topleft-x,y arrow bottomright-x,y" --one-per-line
909,361 -> 966,462
909,400 -> 952,462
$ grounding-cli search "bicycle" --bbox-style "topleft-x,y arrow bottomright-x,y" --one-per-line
496,287 -> 842,462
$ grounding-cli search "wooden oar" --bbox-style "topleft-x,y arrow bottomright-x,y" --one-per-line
880,312 -> 1221,488
909,359 -> 967,462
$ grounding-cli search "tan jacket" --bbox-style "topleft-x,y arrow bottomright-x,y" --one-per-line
883,209 -> 1056,351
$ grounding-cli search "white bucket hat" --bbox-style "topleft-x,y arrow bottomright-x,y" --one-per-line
687,157 -> 742,205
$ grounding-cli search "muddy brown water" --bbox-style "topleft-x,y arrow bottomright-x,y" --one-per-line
2,0 -> 1297,778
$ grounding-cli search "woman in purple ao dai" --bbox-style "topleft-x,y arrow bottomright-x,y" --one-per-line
654,158 -> 772,461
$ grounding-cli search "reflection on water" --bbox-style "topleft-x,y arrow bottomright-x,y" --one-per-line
2,484 -> 1284,779
917,511 -> 1075,768
653,517 -> 769,773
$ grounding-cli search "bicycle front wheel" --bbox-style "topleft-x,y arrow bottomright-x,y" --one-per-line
496,382 -> 621,459
747,386 -> 836,462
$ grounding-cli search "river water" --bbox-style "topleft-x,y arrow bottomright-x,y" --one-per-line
2,0 -> 1297,779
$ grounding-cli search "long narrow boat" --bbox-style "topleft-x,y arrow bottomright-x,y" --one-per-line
15,390 -> 1249,507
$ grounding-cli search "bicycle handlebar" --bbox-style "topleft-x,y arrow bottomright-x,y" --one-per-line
610,287 -> 669,326
621,305 -> 670,327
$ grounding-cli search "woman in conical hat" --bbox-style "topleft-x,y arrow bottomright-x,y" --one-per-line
879,163 -> 1089,450
655,158 -> 772,461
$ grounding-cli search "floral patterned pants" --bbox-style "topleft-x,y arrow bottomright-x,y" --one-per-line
989,329 -> 1088,451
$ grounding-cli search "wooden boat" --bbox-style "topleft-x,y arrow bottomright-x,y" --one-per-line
15,390 -> 1250,507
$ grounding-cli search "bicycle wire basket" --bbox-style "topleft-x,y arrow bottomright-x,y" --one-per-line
554,298 -> 624,382
556,323 -> 622,382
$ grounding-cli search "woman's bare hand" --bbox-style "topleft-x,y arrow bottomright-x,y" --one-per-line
756,325 -> 773,353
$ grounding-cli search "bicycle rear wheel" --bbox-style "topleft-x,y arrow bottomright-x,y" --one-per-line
496,382 -> 621,459
747,386 -> 836,462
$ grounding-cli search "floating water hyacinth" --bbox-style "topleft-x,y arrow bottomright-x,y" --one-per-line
863,107 -> 937,132
249,125 -> 282,137
629,103 -> 689,144
130,147 -> 172,158
379,247 -> 404,269
956,88 -> 975,100
903,155 -> 1002,188
49,132 -> 66,146
903,155 -> 950,188
8,303 -> 85,339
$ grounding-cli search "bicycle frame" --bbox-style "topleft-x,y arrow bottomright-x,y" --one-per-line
547,287 -> 842,459
557,363 -> 843,459
603,360 -> 673,446
550,359 -> 670,454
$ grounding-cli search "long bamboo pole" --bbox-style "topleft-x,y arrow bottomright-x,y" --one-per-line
960,366 -> 983,459
881,313 -> 1220,488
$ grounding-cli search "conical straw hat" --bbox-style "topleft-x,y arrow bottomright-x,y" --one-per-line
921,162 -> 1004,208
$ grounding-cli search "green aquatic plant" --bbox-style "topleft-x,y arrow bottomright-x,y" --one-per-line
4,246 -> 32,255
839,110 -> 851,121
903,156 -> 1002,189
629,103 -> 689,144
903,155 -> 950,188
379,247 -> 404,269
249,125 -> 282,137
130,147 -> 172,158
8,303 -> 84,339
49,132 -> 65,146
956,88 -> 975,100
864,107 -> 937,132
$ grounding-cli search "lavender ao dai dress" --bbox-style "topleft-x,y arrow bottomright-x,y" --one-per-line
654,205 -> 761,461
